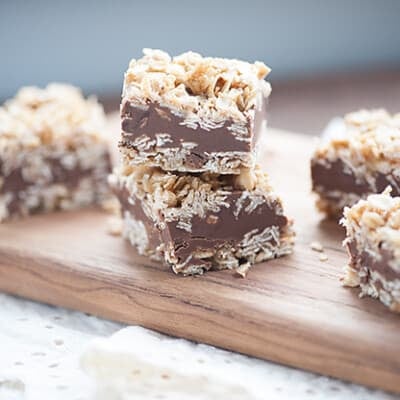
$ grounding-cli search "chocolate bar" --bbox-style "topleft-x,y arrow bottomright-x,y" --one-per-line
120,49 -> 271,174
341,188 -> 400,312
110,165 -> 294,275
311,109 -> 400,218
0,84 -> 111,221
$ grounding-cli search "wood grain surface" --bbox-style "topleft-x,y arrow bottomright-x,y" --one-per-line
0,128 -> 399,393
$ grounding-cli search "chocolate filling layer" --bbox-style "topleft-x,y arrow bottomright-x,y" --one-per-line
311,159 -> 400,197
0,153 -> 111,216
120,99 -> 267,156
166,194 -> 287,263
347,240 -> 400,282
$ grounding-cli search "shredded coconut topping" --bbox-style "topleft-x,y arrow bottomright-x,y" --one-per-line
314,109 -> 400,171
122,48 -> 271,126
0,83 -> 108,147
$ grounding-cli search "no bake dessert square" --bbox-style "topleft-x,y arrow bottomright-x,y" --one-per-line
311,109 -> 400,218
120,49 -> 271,174
342,188 -> 400,312
0,84 -> 111,221
110,165 -> 294,275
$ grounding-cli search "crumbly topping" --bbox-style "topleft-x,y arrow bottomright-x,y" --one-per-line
342,187 -> 400,258
313,109 -> 400,171
0,83 -> 108,149
123,49 -> 271,126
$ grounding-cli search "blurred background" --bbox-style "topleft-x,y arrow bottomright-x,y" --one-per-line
1,0 -> 399,134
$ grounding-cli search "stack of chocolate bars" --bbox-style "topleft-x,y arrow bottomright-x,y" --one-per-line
110,49 -> 294,275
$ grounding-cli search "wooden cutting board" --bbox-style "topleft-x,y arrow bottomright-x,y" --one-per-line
0,123 -> 399,394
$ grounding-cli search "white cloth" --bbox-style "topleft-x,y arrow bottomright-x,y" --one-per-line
0,293 -> 396,400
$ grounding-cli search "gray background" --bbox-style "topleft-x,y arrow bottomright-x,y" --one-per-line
1,0 -> 400,101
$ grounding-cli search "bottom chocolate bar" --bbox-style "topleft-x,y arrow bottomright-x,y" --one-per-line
341,189 -> 400,312
110,165 -> 294,275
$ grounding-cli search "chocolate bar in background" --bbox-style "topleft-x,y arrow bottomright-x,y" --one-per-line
0,84 -> 112,221
311,109 -> 400,218
109,165 -> 294,276
341,188 -> 400,312
120,49 -> 271,174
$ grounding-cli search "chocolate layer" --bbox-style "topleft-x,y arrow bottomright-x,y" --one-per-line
116,187 -> 162,255
347,240 -> 399,282
165,193 -> 287,264
0,152 -> 111,217
120,99 -> 267,170
312,159 -> 400,197
311,159 -> 369,195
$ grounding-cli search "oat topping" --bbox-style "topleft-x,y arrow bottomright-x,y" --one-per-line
314,109 -> 400,172
123,49 -> 271,127
0,83 -> 108,146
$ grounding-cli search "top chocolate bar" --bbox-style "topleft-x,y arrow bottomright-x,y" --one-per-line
120,49 -> 271,174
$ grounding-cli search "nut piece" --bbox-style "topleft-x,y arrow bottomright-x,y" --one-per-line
310,241 -> 324,252
234,262 -> 251,278
107,217 -> 123,236
234,168 -> 257,191
319,253 -> 328,262
206,215 -> 219,224
361,211 -> 385,229
341,266 -> 361,287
